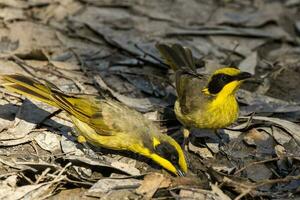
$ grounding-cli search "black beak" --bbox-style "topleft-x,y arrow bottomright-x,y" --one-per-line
176,168 -> 186,177
235,72 -> 252,80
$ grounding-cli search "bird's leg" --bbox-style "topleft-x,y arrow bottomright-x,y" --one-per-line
71,127 -> 99,158
214,129 -> 226,146
182,128 -> 190,150
77,135 -> 92,152
77,135 -> 87,143
214,129 -> 221,139
77,135 -> 99,158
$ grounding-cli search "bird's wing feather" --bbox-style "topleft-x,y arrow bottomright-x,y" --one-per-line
50,93 -> 117,136
89,100 -> 147,135
156,43 -> 212,114
175,72 -> 211,114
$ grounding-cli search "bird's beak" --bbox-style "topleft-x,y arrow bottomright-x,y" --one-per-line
176,168 -> 186,177
236,72 -> 252,80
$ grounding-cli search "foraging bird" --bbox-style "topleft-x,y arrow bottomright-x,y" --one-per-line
0,74 -> 187,176
156,43 -> 251,145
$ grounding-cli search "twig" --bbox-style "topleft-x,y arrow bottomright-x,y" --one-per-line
225,112 -> 255,131
110,70 -> 175,89
84,24 -> 168,69
19,172 -> 34,184
9,55 -> 36,77
134,44 -> 167,66
222,172 -> 300,199
0,171 -> 19,179
223,42 -> 240,66
53,162 -> 72,182
36,109 -> 63,128
9,54 -> 84,92
0,157 -> 25,170
234,157 -> 280,175
64,177 -> 94,186
77,0 -> 131,9
234,188 -> 252,200
35,168 -> 52,184
55,31 -> 88,75
256,174 -> 300,187
30,140 -> 39,157
165,27 -> 295,43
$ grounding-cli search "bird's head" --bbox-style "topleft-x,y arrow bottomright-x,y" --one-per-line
146,135 -> 187,176
202,67 -> 251,98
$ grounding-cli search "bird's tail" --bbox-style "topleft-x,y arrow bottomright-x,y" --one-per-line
0,74 -> 59,107
156,43 -> 196,71
0,74 -> 98,124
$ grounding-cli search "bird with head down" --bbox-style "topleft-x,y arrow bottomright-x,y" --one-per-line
0,74 -> 187,176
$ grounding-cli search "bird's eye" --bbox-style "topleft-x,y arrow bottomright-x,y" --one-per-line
170,155 -> 178,163
154,142 -> 179,165
207,73 -> 234,94
220,74 -> 230,82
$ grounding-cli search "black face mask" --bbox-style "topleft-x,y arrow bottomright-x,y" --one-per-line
207,72 -> 251,94
154,141 -> 180,167
207,73 -> 235,94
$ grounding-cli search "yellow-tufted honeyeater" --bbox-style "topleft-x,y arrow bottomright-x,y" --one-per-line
0,74 -> 187,176
156,43 -> 251,146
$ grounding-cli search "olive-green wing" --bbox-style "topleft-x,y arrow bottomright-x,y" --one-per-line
175,72 -> 210,114
49,92 -> 115,135
51,92 -> 152,137
156,43 -> 210,114
89,100 -> 154,137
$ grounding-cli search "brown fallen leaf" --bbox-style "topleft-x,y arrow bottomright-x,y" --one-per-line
34,131 -> 61,153
111,161 -> 141,176
244,128 -> 267,145
188,142 -> 214,159
1,176 -> 64,199
171,176 -> 202,187
87,178 -> 141,194
0,7 -> 26,21
94,74 -> 167,112
136,173 -> 171,199
0,100 -> 54,140
210,183 -> 231,200
179,188 -> 224,200
242,116 -> 300,145
238,51 -> 257,75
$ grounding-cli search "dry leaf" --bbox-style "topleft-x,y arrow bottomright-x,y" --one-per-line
136,173 -> 171,199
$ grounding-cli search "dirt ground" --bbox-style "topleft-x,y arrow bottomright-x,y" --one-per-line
0,0 -> 299,199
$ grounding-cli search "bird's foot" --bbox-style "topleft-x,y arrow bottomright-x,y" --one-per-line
181,128 -> 190,150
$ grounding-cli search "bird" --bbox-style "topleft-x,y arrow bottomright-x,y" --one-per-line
156,43 -> 252,146
0,74 -> 187,176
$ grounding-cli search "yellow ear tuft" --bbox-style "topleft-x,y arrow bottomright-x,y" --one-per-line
153,137 -> 161,147
77,135 -> 87,143
201,88 -> 210,95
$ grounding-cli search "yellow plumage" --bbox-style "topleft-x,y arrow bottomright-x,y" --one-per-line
0,74 -> 187,176
156,43 -> 251,143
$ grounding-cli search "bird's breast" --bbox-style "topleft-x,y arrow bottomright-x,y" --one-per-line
175,95 -> 239,129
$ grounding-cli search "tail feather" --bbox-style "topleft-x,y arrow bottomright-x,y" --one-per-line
50,91 -> 91,122
171,44 -> 194,70
1,74 -> 57,107
1,74 -> 99,125
156,43 -> 195,71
